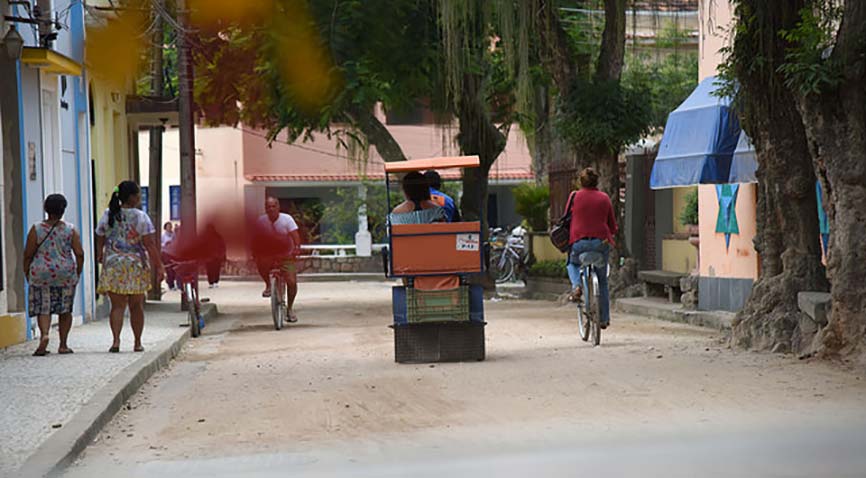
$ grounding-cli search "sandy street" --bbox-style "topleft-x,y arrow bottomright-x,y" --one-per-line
63,281 -> 866,477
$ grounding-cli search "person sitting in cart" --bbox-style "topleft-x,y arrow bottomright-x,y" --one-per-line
424,170 -> 460,222
389,171 -> 446,225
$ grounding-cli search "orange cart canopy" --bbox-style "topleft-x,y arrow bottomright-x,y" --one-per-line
384,155 -> 480,173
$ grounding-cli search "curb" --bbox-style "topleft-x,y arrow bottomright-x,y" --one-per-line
615,298 -> 733,331
15,303 -> 218,478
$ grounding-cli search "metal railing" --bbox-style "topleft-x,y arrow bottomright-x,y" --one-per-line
299,244 -> 387,257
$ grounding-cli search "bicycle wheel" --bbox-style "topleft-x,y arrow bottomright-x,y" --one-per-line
491,251 -> 515,284
186,283 -> 200,338
590,271 -> 601,346
270,275 -> 283,330
578,272 -> 592,342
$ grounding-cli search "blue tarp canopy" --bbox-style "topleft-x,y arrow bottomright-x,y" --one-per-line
650,76 -> 757,189
730,131 -> 757,184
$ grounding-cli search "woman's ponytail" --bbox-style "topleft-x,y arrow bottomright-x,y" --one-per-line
108,190 -> 121,227
107,180 -> 140,228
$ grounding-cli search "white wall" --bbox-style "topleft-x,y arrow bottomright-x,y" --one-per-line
138,126 -> 248,237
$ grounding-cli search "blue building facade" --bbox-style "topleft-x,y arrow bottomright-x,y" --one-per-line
0,0 -> 96,345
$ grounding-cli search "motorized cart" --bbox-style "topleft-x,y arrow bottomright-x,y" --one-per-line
382,156 -> 486,364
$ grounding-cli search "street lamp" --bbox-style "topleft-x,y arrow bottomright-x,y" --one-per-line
2,25 -> 24,60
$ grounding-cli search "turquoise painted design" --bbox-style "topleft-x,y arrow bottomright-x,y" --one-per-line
715,184 -> 740,251
816,180 -> 830,254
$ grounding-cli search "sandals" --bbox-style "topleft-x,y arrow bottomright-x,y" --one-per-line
288,311 -> 298,323
33,338 -> 50,356
568,287 -> 583,303
109,345 -> 144,353
58,348 -> 74,354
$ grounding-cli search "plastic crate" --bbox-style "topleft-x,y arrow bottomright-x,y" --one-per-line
393,322 -> 485,363
406,286 -> 469,323
393,285 -> 484,325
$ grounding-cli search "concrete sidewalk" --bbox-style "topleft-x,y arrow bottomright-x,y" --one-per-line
0,296 -> 216,478
615,297 -> 734,331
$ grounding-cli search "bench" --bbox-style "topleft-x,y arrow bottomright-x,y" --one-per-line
638,270 -> 686,303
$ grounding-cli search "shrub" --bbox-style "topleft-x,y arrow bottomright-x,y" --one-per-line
679,188 -> 699,226
528,260 -> 568,278
513,183 -> 550,232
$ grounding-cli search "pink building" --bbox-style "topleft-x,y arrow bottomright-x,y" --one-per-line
141,119 -> 534,259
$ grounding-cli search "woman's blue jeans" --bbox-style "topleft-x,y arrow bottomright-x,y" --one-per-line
566,239 -> 611,325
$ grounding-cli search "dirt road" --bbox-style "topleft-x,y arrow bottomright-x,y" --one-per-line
63,281 -> 866,477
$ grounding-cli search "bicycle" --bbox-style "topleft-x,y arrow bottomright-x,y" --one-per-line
268,256 -> 298,330
575,251 -> 607,346
175,260 -> 204,338
488,226 -> 527,284
270,263 -> 286,331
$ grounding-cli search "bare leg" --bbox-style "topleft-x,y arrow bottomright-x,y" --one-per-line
58,313 -> 73,353
286,274 -> 298,312
34,314 -> 50,354
128,294 -> 146,351
108,293 -> 128,350
256,259 -> 271,295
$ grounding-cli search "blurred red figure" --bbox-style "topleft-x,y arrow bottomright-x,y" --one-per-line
251,197 -> 301,322
202,224 -> 227,288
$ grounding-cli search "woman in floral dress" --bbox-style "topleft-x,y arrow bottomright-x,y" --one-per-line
96,181 -> 164,353
23,194 -> 85,356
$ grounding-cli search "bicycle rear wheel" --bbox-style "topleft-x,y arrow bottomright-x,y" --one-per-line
590,272 -> 601,346
270,275 -> 284,330
491,250 -> 515,284
185,283 -> 200,338
577,277 -> 590,342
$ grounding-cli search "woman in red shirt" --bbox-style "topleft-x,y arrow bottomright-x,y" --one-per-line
564,168 -> 618,328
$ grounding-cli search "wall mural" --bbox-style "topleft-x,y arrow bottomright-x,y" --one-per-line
715,184 -> 740,251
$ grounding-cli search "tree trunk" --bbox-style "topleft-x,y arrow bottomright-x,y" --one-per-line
794,1 -> 866,361
348,105 -> 408,163
731,103 -> 828,354
594,0 -> 627,83
456,73 -> 507,229
728,0 -> 828,355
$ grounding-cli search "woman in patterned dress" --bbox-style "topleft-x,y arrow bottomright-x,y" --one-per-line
96,181 -> 164,353
23,194 -> 85,356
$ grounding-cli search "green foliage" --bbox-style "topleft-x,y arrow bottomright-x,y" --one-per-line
623,52 -> 698,132
513,183 -> 550,232
778,6 -> 844,95
679,188 -> 699,226
556,79 -> 652,152
320,184 -> 399,244
136,22 -> 178,97
192,0 -> 440,153
528,260 -> 568,279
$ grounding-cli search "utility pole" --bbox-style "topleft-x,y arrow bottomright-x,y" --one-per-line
147,0 -> 165,301
176,0 -> 196,240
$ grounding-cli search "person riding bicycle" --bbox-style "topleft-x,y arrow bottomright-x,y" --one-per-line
253,197 -> 301,322
564,167 -> 618,329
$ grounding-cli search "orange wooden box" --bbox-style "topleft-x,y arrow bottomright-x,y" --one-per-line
390,222 -> 483,275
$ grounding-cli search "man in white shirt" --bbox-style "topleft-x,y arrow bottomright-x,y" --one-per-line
254,197 -> 301,322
